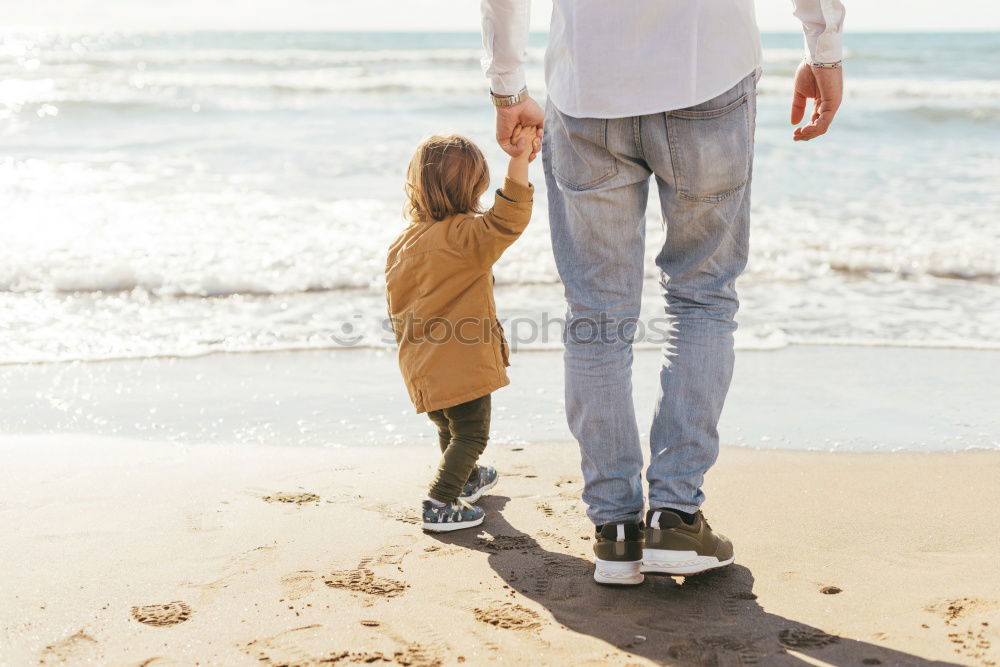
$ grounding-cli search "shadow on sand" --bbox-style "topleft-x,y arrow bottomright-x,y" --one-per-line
430,496 -> 958,666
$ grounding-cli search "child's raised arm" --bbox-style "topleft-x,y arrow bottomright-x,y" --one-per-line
506,125 -> 536,188
451,125 -> 537,265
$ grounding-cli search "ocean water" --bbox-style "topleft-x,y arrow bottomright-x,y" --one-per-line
1,30 -> 998,364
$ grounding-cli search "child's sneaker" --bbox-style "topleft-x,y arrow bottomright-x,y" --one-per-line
421,499 -> 485,532
458,465 -> 499,503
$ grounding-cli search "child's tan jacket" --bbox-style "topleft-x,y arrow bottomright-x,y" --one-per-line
385,178 -> 533,413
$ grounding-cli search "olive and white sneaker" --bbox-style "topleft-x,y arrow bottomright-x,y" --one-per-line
458,465 -> 499,503
641,509 -> 734,576
592,520 -> 645,586
421,498 -> 485,533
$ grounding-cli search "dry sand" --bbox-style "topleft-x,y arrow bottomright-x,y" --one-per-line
2,434 -> 999,666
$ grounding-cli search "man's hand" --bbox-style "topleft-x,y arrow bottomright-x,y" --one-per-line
496,96 -> 544,161
791,62 -> 843,141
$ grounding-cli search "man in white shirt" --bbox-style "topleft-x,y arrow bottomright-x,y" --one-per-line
481,0 -> 845,585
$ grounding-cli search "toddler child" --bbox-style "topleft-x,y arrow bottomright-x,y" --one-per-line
385,126 -> 536,531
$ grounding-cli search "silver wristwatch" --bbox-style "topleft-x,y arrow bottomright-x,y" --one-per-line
491,87 -> 528,107
808,60 -> 843,69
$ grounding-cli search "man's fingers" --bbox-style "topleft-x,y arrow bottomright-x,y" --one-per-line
793,105 -> 836,141
793,65 -> 843,142
496,119 -> 519,156
496,137 -> 516,157
790,90 -> 807,125
496,110 -> 520,156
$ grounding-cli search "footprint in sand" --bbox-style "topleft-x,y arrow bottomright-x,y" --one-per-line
663,640 -> 721,664
373,537 -> 417,565
536,530 -> 571,549
324,567 -> 408,597
699,635 -> 763,663
40,630 -> 100,664
245,624 -> 441,667
280,570 -> 318,600
523,554 -> 590,600
777,627 -> 840,649
946,626 -> 995,664
262,491 -> 320,505
926,597 -> 1000,625
473,602 -> 543,631
475,534 -> 535,553
131,601 -> 192,627
364,502 -> 421,525
187,544 -> 278,604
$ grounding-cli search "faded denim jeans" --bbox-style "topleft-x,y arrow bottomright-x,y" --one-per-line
542,72 -> 757,525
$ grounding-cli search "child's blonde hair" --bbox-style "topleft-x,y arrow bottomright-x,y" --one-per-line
404,135 -> 490,222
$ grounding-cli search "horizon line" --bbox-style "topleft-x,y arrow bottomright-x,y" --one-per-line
3,26 -> 1000,34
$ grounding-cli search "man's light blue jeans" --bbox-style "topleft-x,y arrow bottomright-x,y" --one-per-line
542,72 -> 757,525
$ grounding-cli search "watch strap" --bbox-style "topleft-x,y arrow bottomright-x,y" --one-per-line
491,87 -> 528,107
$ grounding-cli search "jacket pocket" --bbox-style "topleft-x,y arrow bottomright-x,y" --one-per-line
665,88 -> 752,203
493,319 -> 510,367
547,104 -> 618,191
410,377 -> 427,412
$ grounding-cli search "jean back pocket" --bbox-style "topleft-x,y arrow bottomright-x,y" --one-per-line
547,106 -> 618,191
665,89 -> 753,203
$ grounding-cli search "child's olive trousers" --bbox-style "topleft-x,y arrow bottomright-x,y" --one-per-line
426,394 -> 491,503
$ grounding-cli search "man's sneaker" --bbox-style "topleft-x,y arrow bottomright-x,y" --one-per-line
593,521 -> 645,585
458,465 -> 499,503
641,509 -> 734,576
421,499 -> 485,533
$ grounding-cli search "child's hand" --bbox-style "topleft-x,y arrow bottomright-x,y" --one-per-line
507,125 -> 538,187
511,125 -> 538,161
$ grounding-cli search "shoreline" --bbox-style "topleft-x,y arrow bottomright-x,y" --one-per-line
2,435 -> 998,665
2,344 -> 997,452
5,334 -> 1000,368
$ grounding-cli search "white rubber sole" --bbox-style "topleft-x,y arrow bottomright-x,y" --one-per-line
457,474 -> 499,504
593,558 -> 644,586
640,549 -> 734,575
421,515 -> 485,533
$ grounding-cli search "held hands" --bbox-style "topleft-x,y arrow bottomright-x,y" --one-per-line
511,124 -> 538,160
791,62 -> 844,141
496,96 -> 544,161
506,124 -> 538,187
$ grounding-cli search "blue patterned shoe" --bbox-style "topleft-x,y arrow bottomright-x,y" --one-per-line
421,499 -> 485,533
458,465 -> 499,503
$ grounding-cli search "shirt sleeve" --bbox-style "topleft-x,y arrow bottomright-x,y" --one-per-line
456,177 -> 533,266
791,0 -> 846,63
480,0 -> 531,95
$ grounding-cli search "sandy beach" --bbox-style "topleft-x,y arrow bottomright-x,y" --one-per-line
2,13 -> 999,667
3,430 -> 999,666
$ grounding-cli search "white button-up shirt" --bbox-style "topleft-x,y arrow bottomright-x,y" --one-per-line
482,0 -> 846,118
